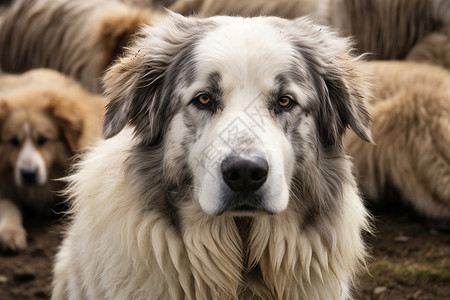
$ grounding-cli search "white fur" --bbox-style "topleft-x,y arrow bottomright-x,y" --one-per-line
53,14 -> 371,300
53,129 -> 369,299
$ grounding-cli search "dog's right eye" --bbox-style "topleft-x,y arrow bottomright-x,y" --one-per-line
37,136 -> 48,146
192,93 -> 215,111
9,137 -> 20,147
195,94 -> 211,106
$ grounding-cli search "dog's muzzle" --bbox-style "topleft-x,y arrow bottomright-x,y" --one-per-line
220,155 -> 269,212
20,168 -> 39,186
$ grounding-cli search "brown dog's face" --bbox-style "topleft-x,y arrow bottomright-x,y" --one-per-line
0,106 -> 73,187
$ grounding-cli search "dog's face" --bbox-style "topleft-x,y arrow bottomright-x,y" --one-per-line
0,95 -> 81,188
2,110 -> 59,186
103,14 -> 372,217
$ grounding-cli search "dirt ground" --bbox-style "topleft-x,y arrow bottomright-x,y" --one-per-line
357,203 -> 450,300
0,203 -> 449,300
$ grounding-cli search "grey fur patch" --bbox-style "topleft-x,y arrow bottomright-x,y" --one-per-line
121,140 -> 192,232
267,17 -> 372,146
103,15 -> 219,222
288,121 -> 353,228
295,44 -> 372,147
103,17 -> 217,144
181,72 -> 224,142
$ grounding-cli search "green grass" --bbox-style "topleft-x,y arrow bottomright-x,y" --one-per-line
369,258 -> 450,284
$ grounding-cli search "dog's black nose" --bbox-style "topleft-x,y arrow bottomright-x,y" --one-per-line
21,169 -> 38,186
221,155 -> 268,195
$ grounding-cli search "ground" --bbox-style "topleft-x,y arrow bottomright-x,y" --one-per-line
0,204 -> 449,300
357,205 -> 450,300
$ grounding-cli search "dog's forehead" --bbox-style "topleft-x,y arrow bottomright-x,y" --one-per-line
192,18 -> 298,85
2,108 -> 57,137
29,112 -> 59,136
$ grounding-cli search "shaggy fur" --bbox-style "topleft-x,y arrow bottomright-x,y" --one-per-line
330,0 -> 450,59
0,0 -> 157,93
123,0 -> 175,9
0,69 -> 106,252
52,13 -> 372,299
170,0 -> 329,23
345,61 -> 450,218
171,0 -> 450,61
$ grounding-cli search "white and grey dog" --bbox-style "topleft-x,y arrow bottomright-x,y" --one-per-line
52,13 -> 373,300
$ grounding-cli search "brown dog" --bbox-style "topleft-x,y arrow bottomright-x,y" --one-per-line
0,69 -> 107,251
0,0 -> 158,93
346,61 -> 450,218
170,0 -> 450,63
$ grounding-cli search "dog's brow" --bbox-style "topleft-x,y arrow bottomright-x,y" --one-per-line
164,36 -> 202,90
275,74 -> 289,90
207,72 -> 222,95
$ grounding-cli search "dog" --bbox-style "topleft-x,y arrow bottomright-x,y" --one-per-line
171,0 -> 450,61
0,69 -> 106,252
345,61 -> 450,219
52,13 -> 373,299
0,0 -> 158,93
328,0 -> 450,60
406,28 -> 450,71
169,0 -> 329,22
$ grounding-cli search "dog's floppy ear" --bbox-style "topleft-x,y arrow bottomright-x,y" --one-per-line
97,9 -> 152,72
46,94 -> 84,152
103,12 -> 211,144
320,67 -> 373,145
291,18 -> 373,146
102,36 -> 172,144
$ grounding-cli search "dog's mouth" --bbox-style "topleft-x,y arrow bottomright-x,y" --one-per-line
226,204 -> 272,217
221,208 -> 270,217
232,204 -> 257,211
217,196 -> 275,216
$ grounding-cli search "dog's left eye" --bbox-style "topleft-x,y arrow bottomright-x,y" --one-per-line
278,96 -> 295,109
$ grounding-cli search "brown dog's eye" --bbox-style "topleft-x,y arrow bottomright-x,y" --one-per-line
196,94 -> 212,106
37,136 -> 48,146
278,96 -> 294,109
9,137 -> 20,147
